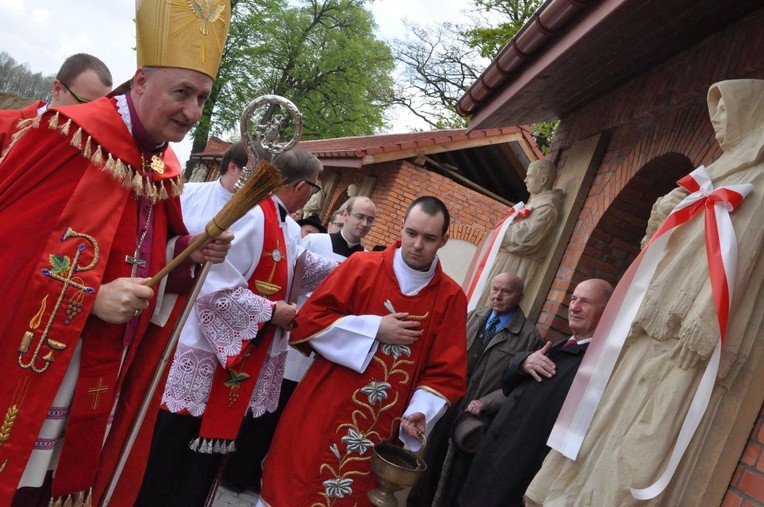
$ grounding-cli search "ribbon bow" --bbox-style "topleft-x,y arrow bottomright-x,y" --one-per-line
463,201 -> 526,308
508,206 -> 531,218
547,165 -> 751,501
647,166 -> 751,342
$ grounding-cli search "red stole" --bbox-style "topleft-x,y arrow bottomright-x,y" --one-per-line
0,97 -> 184,501
198,199 -> 287,443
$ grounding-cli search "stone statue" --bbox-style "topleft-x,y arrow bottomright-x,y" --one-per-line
476,159 -> 564,308
337,183 -> 359,212
525,79 -> 764,506
302,188 -> 325,218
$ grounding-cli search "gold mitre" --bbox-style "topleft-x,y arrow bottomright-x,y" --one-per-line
136,0 -> 231,79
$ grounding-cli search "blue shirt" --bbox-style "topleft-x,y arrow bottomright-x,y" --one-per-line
486,308 -> 515,332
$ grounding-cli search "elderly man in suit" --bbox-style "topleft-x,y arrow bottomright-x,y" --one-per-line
460,278 -> 614,507
408,271 -> 542,506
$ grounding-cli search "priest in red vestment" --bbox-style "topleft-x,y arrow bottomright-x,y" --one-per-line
0,1 -> 232,506
259,196 -> 468,506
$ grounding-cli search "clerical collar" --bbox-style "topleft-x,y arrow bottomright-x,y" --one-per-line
393,247 -> 437,296
124,93 -> 168,156
570,337 -> 592,346
271,195 -> 289,222
339,229 -> 361,247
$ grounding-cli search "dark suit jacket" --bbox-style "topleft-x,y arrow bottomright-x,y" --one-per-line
462,306 -> 542,414
459,338 -> 589,507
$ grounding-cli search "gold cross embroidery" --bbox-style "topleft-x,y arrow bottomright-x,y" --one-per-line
88,377 -> 109,410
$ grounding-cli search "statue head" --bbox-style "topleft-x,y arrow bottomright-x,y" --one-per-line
524,159 -> 557,195
707,80 -> 764,164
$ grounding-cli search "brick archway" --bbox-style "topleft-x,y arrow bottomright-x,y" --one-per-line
543,152 -> 694,341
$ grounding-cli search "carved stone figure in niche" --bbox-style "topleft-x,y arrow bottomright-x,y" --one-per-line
526,79 -> 764,506
477,159 -> 564,308
337,183 -> 359,212
302,185 -> 325,218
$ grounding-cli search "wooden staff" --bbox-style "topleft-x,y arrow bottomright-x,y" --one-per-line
101,160 -> 284,505
146,159 -> 284,287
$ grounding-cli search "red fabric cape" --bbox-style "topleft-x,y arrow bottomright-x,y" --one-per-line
261,242 -> 468,506
0,100 -> 45,154
0,97 -> 186,501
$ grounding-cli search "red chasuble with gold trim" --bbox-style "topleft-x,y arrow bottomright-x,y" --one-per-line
198,198 -> 288,442
0,100 -> 46,154
261,242 -> 467,506
0,97 -> 186,501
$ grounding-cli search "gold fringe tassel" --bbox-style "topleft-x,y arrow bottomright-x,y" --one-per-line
48,488 -> 91,507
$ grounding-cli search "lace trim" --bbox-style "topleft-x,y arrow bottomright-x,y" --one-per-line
300,251 -> 339,295
161,342 -> 218,416
249,349 -> 288,417
196,287 -> 273,366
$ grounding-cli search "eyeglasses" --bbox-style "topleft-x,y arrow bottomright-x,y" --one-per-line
60,81 -> 90,104
298,180 -> 321,195
350,212 -> 375,224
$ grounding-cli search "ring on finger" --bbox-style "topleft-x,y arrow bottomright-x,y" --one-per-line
133,309 -> 141,317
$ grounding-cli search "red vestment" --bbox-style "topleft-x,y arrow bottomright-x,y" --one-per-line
260,243 -> 467,506
0,100 -> 46,154
0,97 -> 187,503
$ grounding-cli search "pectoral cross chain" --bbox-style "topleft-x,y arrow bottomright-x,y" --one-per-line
126,249 -> 146,277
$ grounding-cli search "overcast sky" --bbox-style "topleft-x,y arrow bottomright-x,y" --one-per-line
0,0 -> 467,165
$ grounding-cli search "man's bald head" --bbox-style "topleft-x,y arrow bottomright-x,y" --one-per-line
568,278 -> 614,340
489,272 -> 524,315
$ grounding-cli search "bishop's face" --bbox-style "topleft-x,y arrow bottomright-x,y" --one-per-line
131,67 -> 213,144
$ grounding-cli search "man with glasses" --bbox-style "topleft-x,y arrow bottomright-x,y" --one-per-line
0,53 -> 112,152
327,210 -> 345,233
301,195 -> 377,258
137,143 -> 338,505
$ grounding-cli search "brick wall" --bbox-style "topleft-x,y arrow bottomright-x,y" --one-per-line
535,8 -> 764,503
723,404 -> 764,506
537,8 -> 763,340
318,160 -> 509,250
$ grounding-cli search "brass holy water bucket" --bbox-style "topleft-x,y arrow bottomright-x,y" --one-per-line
368,434 -> 427,507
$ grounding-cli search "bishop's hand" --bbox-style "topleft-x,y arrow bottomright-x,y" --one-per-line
92,277 -> 154,324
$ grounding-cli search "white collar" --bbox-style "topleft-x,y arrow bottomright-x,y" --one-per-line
392,247 -> 437,296
340,229 -> 360,247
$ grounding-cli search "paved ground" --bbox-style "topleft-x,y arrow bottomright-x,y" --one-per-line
213,485 -> 260,507
212,485 -> 411,506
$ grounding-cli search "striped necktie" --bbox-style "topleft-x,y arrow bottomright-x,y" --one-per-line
483,314 -> 501,344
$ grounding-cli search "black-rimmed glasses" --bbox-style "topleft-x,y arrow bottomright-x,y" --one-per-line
302,180 -> 322,195
60,81 -> 90,104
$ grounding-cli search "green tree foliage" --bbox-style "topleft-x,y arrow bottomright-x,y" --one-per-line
0,51 -> 54,103
191,0 -> 394,154
463,0 -> 542,58
392,0 -> 558,152
392,22 -> 483,129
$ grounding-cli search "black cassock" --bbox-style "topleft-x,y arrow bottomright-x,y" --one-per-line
459,339 -> 588,507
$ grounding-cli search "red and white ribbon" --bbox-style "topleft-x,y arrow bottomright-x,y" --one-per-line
547,166 -> 751,500
465,202 -> 528,311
